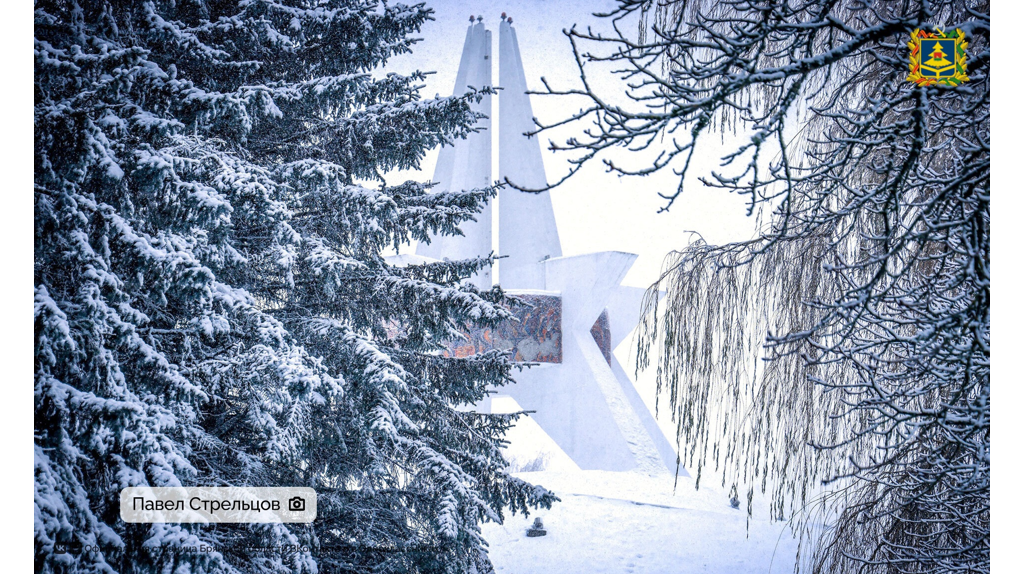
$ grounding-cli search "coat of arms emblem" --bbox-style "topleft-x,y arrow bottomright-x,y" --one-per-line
908,28 -> 969,86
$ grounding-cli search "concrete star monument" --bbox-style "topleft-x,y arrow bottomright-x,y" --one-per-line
407,15 -> 681,475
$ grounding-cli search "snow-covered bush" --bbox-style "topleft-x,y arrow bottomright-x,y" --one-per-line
34,2 -> 555,572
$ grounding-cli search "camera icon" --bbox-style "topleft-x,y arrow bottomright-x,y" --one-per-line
288,496 -> 305,512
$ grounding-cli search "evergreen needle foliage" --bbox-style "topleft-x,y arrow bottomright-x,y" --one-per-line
535,1 -> 989,572
34,2 -> 555,572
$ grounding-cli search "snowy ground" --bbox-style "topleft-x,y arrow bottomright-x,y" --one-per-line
483,469 -> 800,574
482,402 -> 802,573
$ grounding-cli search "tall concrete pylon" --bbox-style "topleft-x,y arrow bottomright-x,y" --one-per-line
416,19 -> 493,289
408,16 -> 682,476
497,18 -> 561,289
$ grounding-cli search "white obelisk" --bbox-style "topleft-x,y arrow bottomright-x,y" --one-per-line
416,18 -> 494,289
416,16 -> 682,476
497,17 -> 561,289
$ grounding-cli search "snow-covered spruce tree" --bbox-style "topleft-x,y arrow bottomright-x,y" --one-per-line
34,2 -> 555,573
531,1 -> 989,572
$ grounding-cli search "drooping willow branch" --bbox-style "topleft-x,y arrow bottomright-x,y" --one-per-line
537,1 -> 989,572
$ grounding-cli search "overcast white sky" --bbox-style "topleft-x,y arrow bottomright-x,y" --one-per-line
379,0 -> 765,288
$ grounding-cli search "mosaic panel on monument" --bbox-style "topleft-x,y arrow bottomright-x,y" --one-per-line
447,293 -> 562,363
